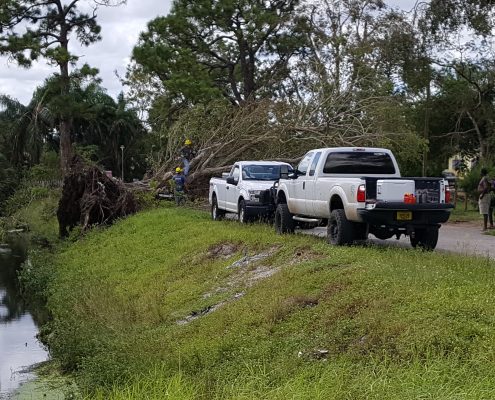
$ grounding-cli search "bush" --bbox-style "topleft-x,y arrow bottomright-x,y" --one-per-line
18,249 -> 56,308
28,150 -> 61,181
133,190 -> 164,210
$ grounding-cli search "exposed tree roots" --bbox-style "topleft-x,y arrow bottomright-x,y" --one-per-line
57,156 -> 137,237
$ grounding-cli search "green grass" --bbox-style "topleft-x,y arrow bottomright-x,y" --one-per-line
449,206 -> 482,223
39,207 -> 495,399
8,189 -> 60,244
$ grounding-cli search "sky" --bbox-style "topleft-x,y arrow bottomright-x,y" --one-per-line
0,0 -> 416,105
0,0 -> 173,104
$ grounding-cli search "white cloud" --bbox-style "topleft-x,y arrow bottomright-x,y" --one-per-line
0,0 -> 421,105
0,0 -> 172,104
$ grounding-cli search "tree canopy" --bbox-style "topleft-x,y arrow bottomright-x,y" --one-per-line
131,0 -> 307,108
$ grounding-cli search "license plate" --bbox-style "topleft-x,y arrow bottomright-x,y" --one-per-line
396,211 -> 412,221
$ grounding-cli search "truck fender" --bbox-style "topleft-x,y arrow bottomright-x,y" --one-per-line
328,186 -> 354,220
209,183 -> 218,204
275,184 -> 289,205
239,188 -> 250,202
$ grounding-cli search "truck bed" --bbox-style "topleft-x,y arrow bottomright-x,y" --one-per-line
364,177 -> 444,204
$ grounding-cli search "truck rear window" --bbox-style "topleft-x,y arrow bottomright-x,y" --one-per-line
323,152 -> 396,174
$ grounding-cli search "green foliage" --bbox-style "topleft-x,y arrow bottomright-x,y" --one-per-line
425,0 -> 495,36
0,152 -> 19,206
18,249 -> 57,308
131,190 -> 164,211
1,149 -> 60,215
28,156 -> 62,181
3,185 -> 59,242
131,0 -> 306,107
73,144 -> 100,165
40,208 -> 495,398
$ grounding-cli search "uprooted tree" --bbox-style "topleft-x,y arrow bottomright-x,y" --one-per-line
57,156 -> 137,237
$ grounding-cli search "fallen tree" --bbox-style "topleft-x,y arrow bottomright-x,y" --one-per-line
57,156 -> 137,237
148,97 -> 425,196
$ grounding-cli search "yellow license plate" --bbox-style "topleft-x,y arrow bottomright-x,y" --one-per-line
396,211 -> 412,221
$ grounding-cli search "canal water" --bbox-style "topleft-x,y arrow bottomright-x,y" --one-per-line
0,239 -> 49,398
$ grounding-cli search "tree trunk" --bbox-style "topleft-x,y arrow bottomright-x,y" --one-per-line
58,35 -> 72,174
59,119 -> 72,174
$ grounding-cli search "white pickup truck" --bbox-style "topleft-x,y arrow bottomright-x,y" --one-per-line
209,161 -> 292,223
273,147 -> 453,250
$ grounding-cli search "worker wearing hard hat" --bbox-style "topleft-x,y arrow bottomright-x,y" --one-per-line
172,167 -> 186,205
180,138 -> 196,176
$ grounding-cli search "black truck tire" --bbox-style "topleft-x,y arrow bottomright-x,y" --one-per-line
238,199 -> 250,223
211,195 -> 225,221
327,209 -> 355,245
274,204 -> 295,234
410,227 -> 439,251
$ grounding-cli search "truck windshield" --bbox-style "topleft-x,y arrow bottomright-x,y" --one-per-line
242,165 -> 283,181
323,152 -> 396,174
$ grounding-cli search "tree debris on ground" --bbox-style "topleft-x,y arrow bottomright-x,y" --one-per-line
57,156 -> 137,237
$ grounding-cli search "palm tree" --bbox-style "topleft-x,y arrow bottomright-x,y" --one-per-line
0,92 -> 53,166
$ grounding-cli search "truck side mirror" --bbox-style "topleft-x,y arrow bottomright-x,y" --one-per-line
226,176 -> 238,185
280,165 -> 289,180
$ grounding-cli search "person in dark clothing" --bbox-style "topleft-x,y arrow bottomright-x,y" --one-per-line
478,168 -> 492,231
180,139 -> 196,176
172,167 -> 186,205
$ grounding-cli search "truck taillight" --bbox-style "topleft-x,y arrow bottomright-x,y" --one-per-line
445,186 -> 451,203
357,185 -> 366,202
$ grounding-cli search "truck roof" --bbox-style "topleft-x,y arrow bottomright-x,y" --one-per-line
308,147 -> 393,153
236,161 -> 292,166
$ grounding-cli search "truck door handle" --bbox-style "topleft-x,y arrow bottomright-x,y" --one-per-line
303,182 -> 305,190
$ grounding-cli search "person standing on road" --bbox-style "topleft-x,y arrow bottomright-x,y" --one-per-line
478,168 -> 492,231
180,139 -> 196,176
489,177 -> 495,229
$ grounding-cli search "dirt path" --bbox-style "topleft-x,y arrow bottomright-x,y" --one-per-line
305,222 -> 495,259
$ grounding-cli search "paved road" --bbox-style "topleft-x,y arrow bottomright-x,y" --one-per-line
305,222 -> 495,259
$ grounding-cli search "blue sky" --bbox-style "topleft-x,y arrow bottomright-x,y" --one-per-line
0,0 -> 418,105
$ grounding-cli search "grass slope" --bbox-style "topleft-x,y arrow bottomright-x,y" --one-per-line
43,207 -> 495,399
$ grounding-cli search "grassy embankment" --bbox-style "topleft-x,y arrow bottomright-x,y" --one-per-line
28,205 -> 495,399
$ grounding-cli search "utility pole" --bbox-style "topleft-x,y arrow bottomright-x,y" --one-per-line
423,82 -> 431,177
120,145 -> 125,182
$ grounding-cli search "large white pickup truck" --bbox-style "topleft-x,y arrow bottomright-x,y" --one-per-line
209,161 -> 292,223
273,147 -> 453,250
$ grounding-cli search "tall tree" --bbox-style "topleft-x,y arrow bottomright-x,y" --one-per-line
0,0 -> 124,173
130,0 -> 307,112
430,64 -> 495,163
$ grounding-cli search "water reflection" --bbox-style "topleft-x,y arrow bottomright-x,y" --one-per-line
0,241 -> 26,323
0,238 -> 49,395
